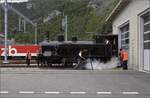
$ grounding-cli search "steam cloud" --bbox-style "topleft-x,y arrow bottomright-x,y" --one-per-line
85,57 -> 119,70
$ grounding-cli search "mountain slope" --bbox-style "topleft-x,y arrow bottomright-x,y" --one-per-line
0,0 -> 119,44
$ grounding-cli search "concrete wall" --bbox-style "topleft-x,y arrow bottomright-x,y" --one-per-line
112,0 -> 150,70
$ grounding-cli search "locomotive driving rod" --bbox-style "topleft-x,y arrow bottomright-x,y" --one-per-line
88,54 -> 94,70
90,59 -> 94,70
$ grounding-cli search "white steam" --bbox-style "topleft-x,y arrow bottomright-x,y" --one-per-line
85,57 -> 119,70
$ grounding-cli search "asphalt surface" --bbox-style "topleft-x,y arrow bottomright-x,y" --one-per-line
0,68 -> 150,98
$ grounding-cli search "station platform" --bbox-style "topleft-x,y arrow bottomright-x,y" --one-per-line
0,60 -> 37,67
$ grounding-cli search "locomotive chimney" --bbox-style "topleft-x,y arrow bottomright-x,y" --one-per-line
71,36 -> 77,42
94,35 -> 105,43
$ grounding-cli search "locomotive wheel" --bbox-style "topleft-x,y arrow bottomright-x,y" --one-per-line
48,63 -> 52,67
73,58 -> 85,69
74,58 -> 88,70
40,60 -> 45,67
40,62 -> 44,67
73,63 -> 79,69
61,58 -> 66,67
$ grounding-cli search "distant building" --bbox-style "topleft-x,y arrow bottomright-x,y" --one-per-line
0,32 -> 4,45
0,32 -> 15,45
43,10 -> 61,23
106,0 -> 150,72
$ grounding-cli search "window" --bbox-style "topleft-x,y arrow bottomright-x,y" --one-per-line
143,12 -> 150,49
144,33 -> 150,41
144,42 -> 150,49
120,24 -> 129,50
143,12 -> 150,23
144,23 -> 150,32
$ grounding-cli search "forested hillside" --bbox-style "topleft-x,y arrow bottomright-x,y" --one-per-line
0,0 -> 119,44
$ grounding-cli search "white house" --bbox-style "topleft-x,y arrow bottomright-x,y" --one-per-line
106,0 -> 150,72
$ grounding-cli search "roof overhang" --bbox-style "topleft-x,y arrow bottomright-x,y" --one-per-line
106,0 -> 130,22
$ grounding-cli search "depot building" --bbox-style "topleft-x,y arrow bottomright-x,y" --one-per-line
106,0 -> 150,72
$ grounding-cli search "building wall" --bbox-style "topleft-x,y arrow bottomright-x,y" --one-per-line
112,0 -> 150,70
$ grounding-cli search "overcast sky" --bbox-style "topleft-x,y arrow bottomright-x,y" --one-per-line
0,0 -> 28,3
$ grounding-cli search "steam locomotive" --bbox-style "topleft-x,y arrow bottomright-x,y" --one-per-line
38,34 -> 118,69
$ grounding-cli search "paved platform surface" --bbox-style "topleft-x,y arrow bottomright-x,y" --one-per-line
0,68 -> 150,98
0,64 -> 37,67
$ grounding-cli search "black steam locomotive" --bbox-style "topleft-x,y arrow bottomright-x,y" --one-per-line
37,34 -> 118,69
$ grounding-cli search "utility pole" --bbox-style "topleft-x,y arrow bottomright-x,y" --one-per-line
0,5 -> 2,32
23,20 -> 26,33
35,23 -> 37,44
62,15 -> 68,41
3,0 -> 8,63
18,17 -> 21,31
65,15 -> 67,41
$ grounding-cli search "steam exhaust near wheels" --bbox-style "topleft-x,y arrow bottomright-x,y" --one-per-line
85,57 -> 119,70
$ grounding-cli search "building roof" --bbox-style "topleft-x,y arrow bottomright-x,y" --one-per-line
106,0 -> 130,22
